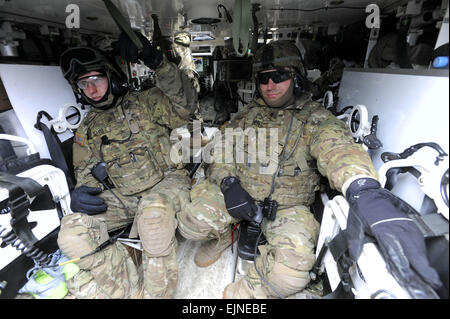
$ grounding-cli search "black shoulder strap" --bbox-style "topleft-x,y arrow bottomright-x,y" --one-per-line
34,111 -> 74,190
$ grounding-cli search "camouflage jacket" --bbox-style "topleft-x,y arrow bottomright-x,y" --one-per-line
208,94 -> 378,207
72,57 -> 197,196
172,31 -> 200,94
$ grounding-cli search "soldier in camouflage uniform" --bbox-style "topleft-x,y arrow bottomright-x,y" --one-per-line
176,40 -> 379,298
56,32 -> 197,298
178,40 -> 442,299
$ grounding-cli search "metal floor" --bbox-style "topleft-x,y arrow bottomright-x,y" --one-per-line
174,231 -> 246,299
173,231 -> 323,299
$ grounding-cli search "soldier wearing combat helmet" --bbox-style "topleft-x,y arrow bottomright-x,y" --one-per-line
57,32 -> 198,299
176,40 -> 442,298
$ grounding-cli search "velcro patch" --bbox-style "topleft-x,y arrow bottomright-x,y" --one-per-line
74,132 -> 86,146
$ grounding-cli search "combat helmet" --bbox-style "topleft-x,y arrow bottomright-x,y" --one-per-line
59,47 -> 128,109
253,40 -> 306,78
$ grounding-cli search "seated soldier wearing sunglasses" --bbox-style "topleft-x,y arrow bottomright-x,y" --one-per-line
176,40 -> 442,299
57,33 -> 198,299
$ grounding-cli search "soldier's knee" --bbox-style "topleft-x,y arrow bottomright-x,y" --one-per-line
176,179 -> 233,240
267,259 -> 312,297
176,208 -> 211,240
267,246 -> 316,296
260,207 -> 319,296
137,202 -> 176,257
57,213 -> 109,270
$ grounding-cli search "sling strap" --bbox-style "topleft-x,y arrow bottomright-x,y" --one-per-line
35,111 -> 74,190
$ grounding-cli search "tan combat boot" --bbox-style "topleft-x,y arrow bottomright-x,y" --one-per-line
194,229 -> 233,267
222,278 -> 267,299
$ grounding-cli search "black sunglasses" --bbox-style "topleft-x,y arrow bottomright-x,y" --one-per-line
257,69 -> 292,84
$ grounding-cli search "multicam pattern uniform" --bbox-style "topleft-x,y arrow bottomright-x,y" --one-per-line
177,94 -> 378,298
57,56 -> 196,299
171,31 -> 203,124
172,31 -> 200,94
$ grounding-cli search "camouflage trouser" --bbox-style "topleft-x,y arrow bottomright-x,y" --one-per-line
177,179 -> 320,298
58,170 -> 190,299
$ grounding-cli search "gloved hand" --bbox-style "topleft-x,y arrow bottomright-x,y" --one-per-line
117,31 -> 163,69
220,177 -> 259,222
70,186 -> 107,215
345,177 -> 443,292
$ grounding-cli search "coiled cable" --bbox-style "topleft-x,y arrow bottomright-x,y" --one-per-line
1,224 -> 51,265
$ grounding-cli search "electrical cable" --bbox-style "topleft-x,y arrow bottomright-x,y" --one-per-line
253,219 -> 284,299
251,108 -> 304,299
43,110 -> 135,269
0,224 -> 52,265
267,109 -> 294,196
99,131 -> 132,162
42,182 -> 132,269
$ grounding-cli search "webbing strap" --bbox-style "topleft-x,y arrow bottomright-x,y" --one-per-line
232,0 -> 251,57
0,171 -> 43,198
35,111 -> 74,190
410,213 -> 449,238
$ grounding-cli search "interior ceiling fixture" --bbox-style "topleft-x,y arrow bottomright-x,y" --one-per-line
186,1 -> 221,25
191,16 -> 221,25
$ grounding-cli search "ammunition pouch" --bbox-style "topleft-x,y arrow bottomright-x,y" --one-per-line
105,147 -> 164,195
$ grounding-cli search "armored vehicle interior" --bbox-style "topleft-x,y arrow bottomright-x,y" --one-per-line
0,0 -> 448,300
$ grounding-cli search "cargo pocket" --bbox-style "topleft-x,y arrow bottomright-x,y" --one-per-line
106,146 -> 164,195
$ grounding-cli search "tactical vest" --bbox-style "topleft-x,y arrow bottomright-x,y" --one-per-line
234,98 -> 322,207
83,90 -> 174,196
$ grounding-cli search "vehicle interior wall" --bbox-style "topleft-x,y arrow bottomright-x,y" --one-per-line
0,0 -> 448,299
0,1 -> 447,123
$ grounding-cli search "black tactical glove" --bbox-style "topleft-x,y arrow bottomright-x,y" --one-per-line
220,177 -> 259,222
117,31 -> 163,69
345,177 -> 443,293
70,186 -> 107,215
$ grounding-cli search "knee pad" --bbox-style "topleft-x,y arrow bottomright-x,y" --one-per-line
176,209 -> 211,240
57,213 -> 109,270
177,179 -> 233,240
137,203 -> 176,257
265,258 -> 312,297
223,278 -> 267,299
249,246 -> 314,298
